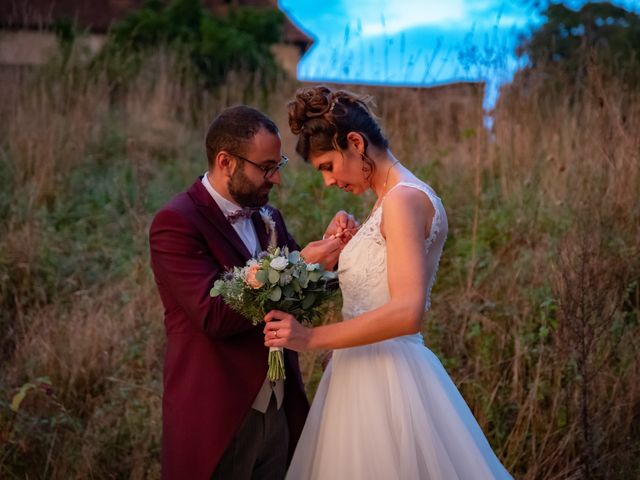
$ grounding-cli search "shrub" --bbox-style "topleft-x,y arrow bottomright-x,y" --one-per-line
96,0 -> 284,87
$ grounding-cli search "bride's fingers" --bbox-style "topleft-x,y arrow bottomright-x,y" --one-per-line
263,323 -> 290,340
265,325 -> 307,352
264,310 -> 293,323
265,338 -> 287,348
265,328 -> 289,338
264,331 -> 290,347
265,326 -> 291,338
264,320 -> 287,334
264,310 -> 281,322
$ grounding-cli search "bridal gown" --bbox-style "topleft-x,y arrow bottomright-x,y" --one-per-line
286,182 -> 512,479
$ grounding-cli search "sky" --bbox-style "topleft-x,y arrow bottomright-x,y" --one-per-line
279,0 -> 640,110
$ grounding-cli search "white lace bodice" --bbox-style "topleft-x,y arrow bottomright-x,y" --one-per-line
338,181 -> 448,320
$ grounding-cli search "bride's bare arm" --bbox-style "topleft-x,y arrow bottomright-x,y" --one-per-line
264,187 -> 436,351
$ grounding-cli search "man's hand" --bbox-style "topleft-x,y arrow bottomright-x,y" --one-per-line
300,238 -> 342,270
324,211 -> 359,245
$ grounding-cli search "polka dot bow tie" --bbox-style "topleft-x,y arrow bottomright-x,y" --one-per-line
226,208 -> 259,224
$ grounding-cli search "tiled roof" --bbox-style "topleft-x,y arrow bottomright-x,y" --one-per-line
0,0 -> 311,46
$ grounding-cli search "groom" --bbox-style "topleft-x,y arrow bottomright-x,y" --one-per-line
149,105 -> 352,479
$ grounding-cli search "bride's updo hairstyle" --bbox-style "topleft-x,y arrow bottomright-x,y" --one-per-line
288,85 -> 389,177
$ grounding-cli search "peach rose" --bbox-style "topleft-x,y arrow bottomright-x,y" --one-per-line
245,264 -> 264,289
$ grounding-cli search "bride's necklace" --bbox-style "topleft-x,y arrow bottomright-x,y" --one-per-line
361,159 -> 401,226
382,159 -> 401,191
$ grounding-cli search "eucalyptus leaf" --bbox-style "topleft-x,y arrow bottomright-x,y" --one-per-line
302,292 -> 317,310
308,271 -> 321,282
268,268 -> 280,284
288,251 -> 301,264
269,286 -> 282,301
255,269 -> 268,284
283,285 -> 294,298
210,280 -> 224,297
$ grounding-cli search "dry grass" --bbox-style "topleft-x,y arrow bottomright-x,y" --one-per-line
0,54 -> 638,479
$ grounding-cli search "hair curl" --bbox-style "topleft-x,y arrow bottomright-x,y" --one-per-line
287,86 -> 389,178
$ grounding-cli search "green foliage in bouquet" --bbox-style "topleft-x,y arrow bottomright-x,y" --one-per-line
210,247 -> 339,327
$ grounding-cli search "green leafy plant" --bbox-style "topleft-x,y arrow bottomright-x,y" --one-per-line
96,0 -> 284,87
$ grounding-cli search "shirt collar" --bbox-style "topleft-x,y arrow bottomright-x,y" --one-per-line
201,171 -> 243,216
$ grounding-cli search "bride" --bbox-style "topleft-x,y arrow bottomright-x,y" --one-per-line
263,85 -> 512,479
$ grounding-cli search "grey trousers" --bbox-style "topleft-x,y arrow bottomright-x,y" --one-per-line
211,396 -> 289,480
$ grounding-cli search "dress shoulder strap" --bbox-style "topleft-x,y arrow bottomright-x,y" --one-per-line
382,181 -> 440,206
381,181 -> 445,250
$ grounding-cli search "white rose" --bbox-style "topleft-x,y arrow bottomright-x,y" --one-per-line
270,256 -> 289,271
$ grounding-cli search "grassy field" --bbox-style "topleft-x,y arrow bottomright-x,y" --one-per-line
0,55 -> 638,479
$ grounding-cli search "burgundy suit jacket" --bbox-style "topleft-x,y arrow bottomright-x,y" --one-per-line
149,179 -> 310,479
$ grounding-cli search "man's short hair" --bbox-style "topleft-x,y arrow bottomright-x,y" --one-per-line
205,105 -> 279,169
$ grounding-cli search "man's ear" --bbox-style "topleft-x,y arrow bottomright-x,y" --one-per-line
346,131 -> 367,154
216,151 -> 236,176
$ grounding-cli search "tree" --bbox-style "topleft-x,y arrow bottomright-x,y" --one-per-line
516,1 -> 640,86
97,0 -> 284,87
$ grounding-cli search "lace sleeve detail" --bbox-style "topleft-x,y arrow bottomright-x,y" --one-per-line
421,188 -> 446,312
356,207 -> 385,246
424,195 -> 441,252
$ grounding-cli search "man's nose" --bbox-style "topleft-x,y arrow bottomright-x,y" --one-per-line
268,170 -> 282,185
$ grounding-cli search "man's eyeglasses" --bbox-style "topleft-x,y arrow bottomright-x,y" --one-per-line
228,152 -> 289,179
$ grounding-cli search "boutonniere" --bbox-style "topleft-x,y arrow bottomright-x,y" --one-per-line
260,207 -> 278,249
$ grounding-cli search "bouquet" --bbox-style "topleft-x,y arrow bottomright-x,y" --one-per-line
210,246 -> 338,381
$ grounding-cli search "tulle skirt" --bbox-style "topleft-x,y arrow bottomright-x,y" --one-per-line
286,334 -> 512,480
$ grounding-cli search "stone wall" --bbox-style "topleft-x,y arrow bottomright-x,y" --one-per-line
0,30 -> 105,65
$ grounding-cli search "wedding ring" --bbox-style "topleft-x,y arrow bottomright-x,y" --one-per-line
274,330 -> 278,339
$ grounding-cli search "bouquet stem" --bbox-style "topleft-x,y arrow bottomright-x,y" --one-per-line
268,347 -> 286,382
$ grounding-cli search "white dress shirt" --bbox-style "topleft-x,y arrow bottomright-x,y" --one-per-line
202,173 -> 284,412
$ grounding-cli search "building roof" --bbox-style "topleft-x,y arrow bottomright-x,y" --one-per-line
0,0 -> 311,47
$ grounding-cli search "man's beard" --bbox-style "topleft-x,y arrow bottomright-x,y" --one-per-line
228,165 -> 272,207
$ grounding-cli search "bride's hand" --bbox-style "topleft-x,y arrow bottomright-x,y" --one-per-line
264,310 -> 313,352
331,226 -> 358,244
324,210 -> 358,245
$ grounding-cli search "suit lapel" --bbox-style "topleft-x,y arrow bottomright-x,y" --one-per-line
187,179 -> 252,261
